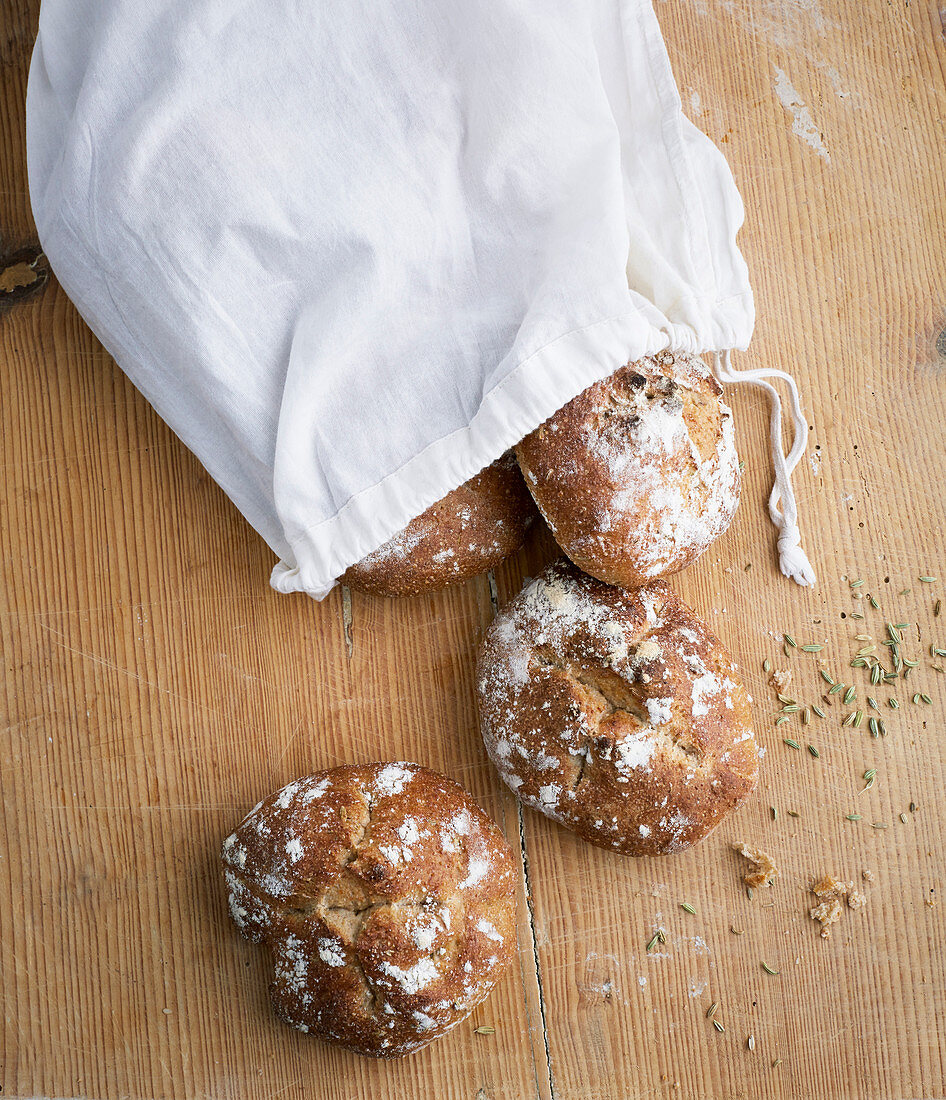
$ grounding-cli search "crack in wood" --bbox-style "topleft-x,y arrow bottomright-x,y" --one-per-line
341,585 -> 354,659
486,570 -> 500,615
517,801 -> 557,1100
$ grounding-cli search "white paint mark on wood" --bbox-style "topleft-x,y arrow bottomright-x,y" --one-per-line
773,67 -> 830,161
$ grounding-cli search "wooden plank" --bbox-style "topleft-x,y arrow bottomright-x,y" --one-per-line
517,1 -> 946,1097
2,1 -> 945,1098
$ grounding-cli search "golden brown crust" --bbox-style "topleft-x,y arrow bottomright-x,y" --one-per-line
516,351 -> 741,588
341,453 -> 536,597
221,763 -> 517,1057
476,559 -> 759,856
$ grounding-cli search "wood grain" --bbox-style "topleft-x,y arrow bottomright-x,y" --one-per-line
2,1 -> 945,1098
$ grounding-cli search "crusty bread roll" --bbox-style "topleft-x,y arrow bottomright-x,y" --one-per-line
221,763 -> 517,1058
516,351 -> 740,588
341,453 -> 536,597
476,560 -> 758,856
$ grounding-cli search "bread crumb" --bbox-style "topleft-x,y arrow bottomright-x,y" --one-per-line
862,869 -> 874,882
733,843 -> 778,888
809,875 -> 868,938
769,669 -> 792,693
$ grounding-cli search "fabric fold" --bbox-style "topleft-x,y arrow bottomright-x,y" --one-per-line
27,0 -> 761,598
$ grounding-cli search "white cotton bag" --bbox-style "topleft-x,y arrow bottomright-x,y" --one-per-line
26,0 -> 813,597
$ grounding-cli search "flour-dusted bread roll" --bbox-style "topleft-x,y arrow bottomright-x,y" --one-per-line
342,453 -> 536,597
476,560 -> 759,856
515,351 -> 740,588
221,763 -> 517,1058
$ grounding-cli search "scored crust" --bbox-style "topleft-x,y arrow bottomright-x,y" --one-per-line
476,560 -> 759,856
516,351 -> 741,588
221,763 -> 517,1057
341,452 -> 536,597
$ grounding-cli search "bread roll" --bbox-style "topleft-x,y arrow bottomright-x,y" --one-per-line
342,453 -> 536,597
221,763 -> 517,1057
476,560 -> 758,856
516,351 -> 740,588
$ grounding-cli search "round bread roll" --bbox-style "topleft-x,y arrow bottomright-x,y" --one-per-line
221,762 -> 517,1058
341,453 -> 536,597
476,560 -> 759,856
515,351 -> 740,588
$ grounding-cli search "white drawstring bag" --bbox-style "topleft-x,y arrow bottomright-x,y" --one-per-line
26,0 -> 814,598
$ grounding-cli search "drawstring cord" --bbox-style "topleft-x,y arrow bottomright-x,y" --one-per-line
712,350 -> 816,587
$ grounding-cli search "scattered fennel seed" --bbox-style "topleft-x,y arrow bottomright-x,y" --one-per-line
851,613 -> 865,620
812,705 -> 826,718
863,769 -> 876,790
707,1002 -> 719,1018
807,744 -> 820,758
802,644 -> 823,652
843,686 -> 857,705
846,814 -> 862,821
920,694 -> 933,705
713,1019 -> 725,1033
829,683 -> 844,696
910,801 -> 917,812
850,579 -> 864,588
771,806 -> 777,820
900,813 -> 909,824
748,1035 -> 756,1051
867,696 -> 879,710
869,717 -> 879,738
935,600 -> 942,617
777,694 -> 797,704
842,712 -> 857,727
869,596 -> 880,609
761,962 -> 779,975
474,1025 -> 495,1035
784,634 -> 797,648
820,670 -> 835,685
872,823 -> 889,829
783,738 -> 800,748
680,903 -> 696,915
773,1059 -> 784,1069
919,577 -> 937,583
763,658 -> 772,672
787,810 -> 800,818
646,933 -> 661,952
775,716 -> 790,727
853,710 -> 864,728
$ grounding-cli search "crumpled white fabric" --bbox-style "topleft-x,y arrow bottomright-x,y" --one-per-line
26,0 -> 755,598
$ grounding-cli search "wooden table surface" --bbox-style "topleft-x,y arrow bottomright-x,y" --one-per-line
2,2 -> 945,1098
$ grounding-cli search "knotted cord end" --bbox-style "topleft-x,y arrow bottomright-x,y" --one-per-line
776,521 -> 817,587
